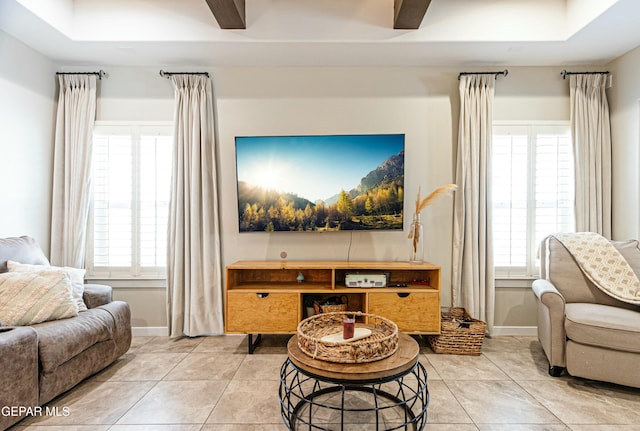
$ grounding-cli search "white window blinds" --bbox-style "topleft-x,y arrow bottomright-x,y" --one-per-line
88,123 -> 173,278
492,123 -> 574,277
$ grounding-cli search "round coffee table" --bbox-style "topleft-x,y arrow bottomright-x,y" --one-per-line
279,332 -> 429,430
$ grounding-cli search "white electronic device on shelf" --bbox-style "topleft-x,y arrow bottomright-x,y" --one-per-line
345,273 -> 387,288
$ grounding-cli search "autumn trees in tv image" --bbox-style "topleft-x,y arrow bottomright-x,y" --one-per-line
238,179 -> 404,232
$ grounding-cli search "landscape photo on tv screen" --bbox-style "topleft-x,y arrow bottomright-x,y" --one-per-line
235,134 -> 404,232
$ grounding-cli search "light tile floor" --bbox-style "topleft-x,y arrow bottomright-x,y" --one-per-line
10,335 -> 640,430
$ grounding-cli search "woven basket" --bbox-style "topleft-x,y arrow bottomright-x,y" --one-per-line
313,295 -> 349,314
427,307 -> 486,355
317,303 -> 348,313
297,311 -> 398,363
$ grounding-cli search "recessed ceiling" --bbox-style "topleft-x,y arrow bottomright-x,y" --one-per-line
1,0 -> 639,67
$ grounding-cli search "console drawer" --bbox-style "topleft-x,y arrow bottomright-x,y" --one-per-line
226,292 -> 299,333
368,291 -> 440,332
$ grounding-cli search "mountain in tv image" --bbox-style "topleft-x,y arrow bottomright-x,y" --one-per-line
238,150 -> 404,232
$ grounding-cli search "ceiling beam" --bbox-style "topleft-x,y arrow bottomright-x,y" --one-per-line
205,0 -> 246,29
205,0 -> 429,31
394,0 -> 432,29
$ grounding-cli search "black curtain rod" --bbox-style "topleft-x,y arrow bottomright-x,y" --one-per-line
56,70 -> 106,80
159,70 -> 210,78
458,69 -> 508,80
561,70 -> 610,79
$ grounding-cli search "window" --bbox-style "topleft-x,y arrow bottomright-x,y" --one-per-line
492,123 -> 574,277
87,123 -> 173,278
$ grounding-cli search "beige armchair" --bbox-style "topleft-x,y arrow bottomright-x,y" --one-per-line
532,235 -> 640,387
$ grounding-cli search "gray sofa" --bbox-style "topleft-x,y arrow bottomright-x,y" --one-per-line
532,235 -> 640,388
0,236 -> 131,430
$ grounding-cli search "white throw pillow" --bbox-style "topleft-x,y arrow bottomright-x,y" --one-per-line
7,261 -> 87,311
0,271 -> 78,326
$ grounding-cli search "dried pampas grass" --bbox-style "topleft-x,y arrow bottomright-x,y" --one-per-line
414,183 -> 458,215
408,183 -> 458,243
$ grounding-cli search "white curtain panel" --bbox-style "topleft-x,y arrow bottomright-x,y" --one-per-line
570,74 -> 612,238
452,74 -> 496,333
167,75 -> 224,337
50,75 -> 97,268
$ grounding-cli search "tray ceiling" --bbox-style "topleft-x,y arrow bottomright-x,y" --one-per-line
1,0 -> 639,67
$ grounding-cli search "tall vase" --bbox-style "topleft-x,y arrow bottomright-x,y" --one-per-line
409,213 -> 424,264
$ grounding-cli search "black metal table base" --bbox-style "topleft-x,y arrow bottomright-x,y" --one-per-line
247,333 -> 262,354
279,359 -> 429,430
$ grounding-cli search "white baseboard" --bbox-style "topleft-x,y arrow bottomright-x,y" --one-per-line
132,326 -> 168,337
131,326 -> 538,338
491,326 -> 537,337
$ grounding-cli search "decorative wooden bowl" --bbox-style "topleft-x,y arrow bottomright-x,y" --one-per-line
296,311 -> 398,363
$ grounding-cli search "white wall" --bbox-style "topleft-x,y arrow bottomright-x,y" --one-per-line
608,45 -> 640,240
0,30 -> 56,251
2,32 -> 638,331
95,67 -> 174,121
86,65 -> 573,328
214,67 -> 456,285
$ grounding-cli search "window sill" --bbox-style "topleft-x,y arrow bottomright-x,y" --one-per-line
85,278 -> 166,289
495,276 -> 538,288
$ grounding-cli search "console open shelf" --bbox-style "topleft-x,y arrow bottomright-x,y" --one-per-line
225,260 -> 441,353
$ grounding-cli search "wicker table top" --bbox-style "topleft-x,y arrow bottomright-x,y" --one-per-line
287,332 -> 419,382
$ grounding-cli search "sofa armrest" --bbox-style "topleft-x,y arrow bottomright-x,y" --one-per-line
0,326 -> 39,430
83,283 -> 113,309
532,279 -> 567,369
98,301 -> 132,357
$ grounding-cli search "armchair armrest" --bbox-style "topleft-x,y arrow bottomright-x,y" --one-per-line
532,279 -> 566,307
532,279 -> 567,370
83,283 -> 113,309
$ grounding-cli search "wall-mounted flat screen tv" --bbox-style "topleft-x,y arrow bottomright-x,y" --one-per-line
235,134 -> 404,232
